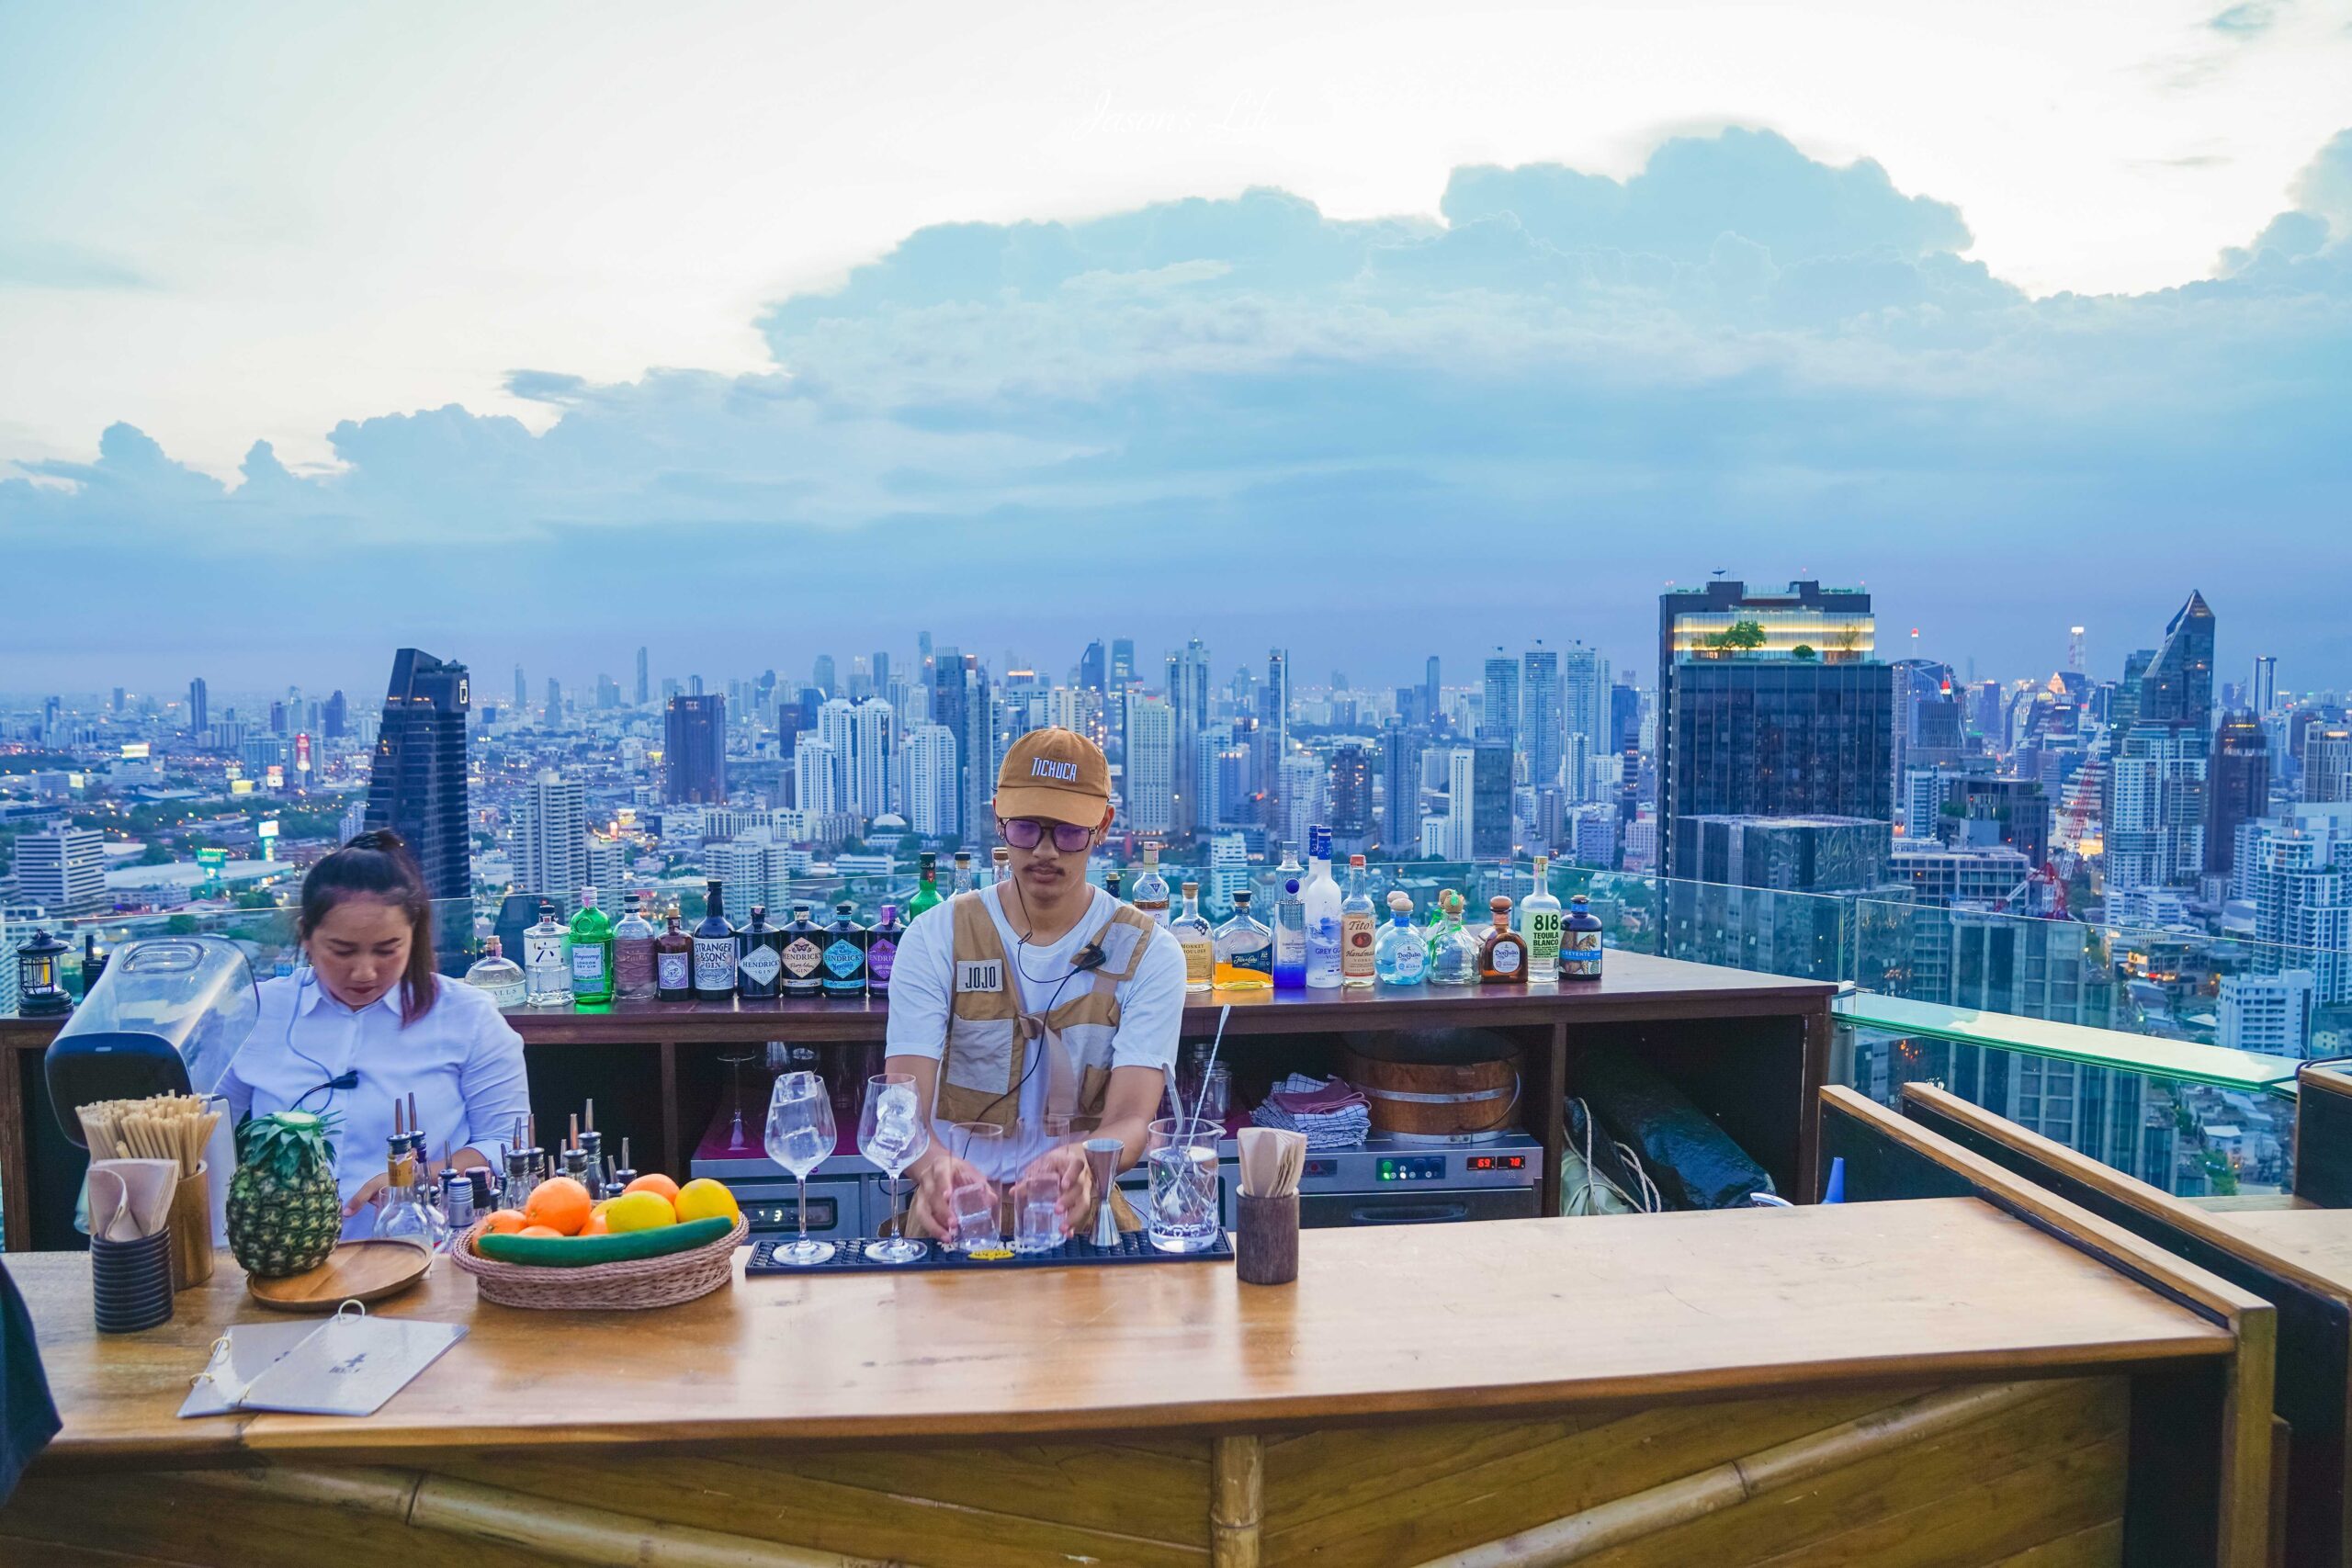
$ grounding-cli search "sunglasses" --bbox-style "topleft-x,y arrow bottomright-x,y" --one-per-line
999,818 -> 1094,853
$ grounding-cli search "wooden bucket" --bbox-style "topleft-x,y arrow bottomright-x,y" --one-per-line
1340,1046 -> 1521,1138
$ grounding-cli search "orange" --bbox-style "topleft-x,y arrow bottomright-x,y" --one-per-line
524,1177 -> 594,1236
481,1209 -> 529,1235
623,1173 -> 680,1203
579,1209 -> 611,1236
518,1224 -> 564,1238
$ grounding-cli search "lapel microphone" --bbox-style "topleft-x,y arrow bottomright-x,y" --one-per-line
1071,942 -> 1108,973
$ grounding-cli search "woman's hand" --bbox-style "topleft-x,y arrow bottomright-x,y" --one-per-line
342,1172 -> 390,1218
1018,1143 -> 1095,1234
907,1154 -> 991,1241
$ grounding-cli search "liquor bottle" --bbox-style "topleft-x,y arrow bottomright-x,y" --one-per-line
778,903 -> 826,999
1302,826 -> 1342,989
653,904 -> 692,1001
1130,841 -> 1170,925
82,933 -> 107,995
1477,896 -> 1529,984
568,886 -> 615,1006
1562,894 -> 1605,981
989,846 -> 1012,889
822,901 -> 869,998
1426,891 -> 1484,987
1374,893 -> 1427,986
524,900 -> 571,1007
908,852 -> 943,923
371,1134 -> 443,1249
1104,869 -> 1123,902
691,878 -> 738,1002
1272,843 -> 1306,990
612,891 -> 657,1001
951,851 -> 975,896
1521,856 -> 1563,985
734,905 -> 784,1000
866,904 -> 903,998
463,936 -> 526,1009
1170,881 -> 1214,993
1339,854 -> 1376,988
1212,889 -> 1273,990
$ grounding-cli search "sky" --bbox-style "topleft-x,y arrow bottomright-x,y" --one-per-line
2,0 -> 2349,697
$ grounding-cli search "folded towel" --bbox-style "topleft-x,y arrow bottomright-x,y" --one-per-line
1251,1074 -> 1371,1150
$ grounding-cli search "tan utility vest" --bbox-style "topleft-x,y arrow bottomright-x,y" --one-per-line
937,891 -> 1163,1133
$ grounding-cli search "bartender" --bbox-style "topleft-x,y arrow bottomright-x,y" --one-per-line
219,830 -> 532,1237
887,728 -> 1184,1239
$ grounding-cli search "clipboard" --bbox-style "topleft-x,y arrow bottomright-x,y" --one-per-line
180,1303 -> 465,1418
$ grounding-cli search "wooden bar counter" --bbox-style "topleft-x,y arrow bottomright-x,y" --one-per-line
1,1193 -> 2273,1567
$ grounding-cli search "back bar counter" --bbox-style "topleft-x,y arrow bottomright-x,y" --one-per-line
0,951 -> 1836,1252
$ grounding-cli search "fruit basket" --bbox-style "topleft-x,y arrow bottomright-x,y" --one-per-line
453,1213 -> 748,1310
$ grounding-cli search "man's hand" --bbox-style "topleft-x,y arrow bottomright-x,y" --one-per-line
908,1153 -> 992,1240
1017,1142 -> 1096,1234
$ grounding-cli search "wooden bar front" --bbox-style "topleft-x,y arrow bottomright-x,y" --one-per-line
3,1192 -> 2270,1567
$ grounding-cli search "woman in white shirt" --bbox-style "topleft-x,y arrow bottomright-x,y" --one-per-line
220,830 -> 531,1237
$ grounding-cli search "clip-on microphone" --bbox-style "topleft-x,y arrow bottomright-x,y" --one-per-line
1071,942 -> 1107,973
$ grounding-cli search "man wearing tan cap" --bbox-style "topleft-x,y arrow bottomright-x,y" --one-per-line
887,727 -> 1184,1244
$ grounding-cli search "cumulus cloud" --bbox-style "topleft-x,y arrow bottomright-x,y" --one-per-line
6,125 -> 2350,678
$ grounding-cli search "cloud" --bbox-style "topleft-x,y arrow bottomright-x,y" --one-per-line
6,125 -> 2351,681
2207,2 -> 2279,35
0,237 -> 157,291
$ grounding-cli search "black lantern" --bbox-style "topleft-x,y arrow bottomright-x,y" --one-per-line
16,928 -> 73,1018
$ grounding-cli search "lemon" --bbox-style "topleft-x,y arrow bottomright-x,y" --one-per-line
603,1190 -> 679,1232
674,1178 -> 741,1225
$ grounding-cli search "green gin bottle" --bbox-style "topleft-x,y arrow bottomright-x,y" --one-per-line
908,852 -> 944,923
568,886 -> 616,1006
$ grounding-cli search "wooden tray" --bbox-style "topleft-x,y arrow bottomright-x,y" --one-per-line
246,1238 -> 432,1312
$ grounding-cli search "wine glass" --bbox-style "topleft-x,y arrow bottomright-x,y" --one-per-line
765,1070 -> 837,1265
858,1073 -> 932,1264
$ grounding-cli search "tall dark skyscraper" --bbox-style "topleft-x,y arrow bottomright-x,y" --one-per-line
322,689 -> 346,740
1378,721 -> 1425,854
364,650 -> 472,966
870,650 -> 891,696
812,654 -> 837,696
1078,640 -> 1106,694
1424,655 -> 1441,728
1329,742 -> 1372,846
663,694 -> 728,804
1657,581 -> 1891,882
2139,590 -> 2215,739
513,664 -> 526,712
1470,741 -> 1514,859
929,649 -> 972,838
187,676 -> 208,733
634,646 -> 650,706
1166,638 -> 1211,840
2205,712 -> 2269,875
1479,651 -> 1519,750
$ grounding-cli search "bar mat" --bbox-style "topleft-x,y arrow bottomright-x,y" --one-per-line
745,1230 -> 1232,1276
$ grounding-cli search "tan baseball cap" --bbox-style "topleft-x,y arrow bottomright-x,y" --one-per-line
994,727 -> 1113,827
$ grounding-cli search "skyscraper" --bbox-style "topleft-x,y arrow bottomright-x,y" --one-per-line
1111,638 -> 1136,686
513,664 -> 526,713
663,694 -> 727,804
1262,648 -> 1291,829
819,696 -> 897,820
511,772 -> 587,907
2306,728 -> 2352,804
2139,591 -> 2215,738
900,722 -> 960,838
635,646 -> 650,706
1423,656 -> 1441,732
1561,644 -> 1610,760
929,648 -> 972,839
1079,640 -> 1106,696
1166,638 -> 1211,840
2250,655 -> 2277,717
15,826 -> 107,913
364,649 -> 472,955
1470,741 -> 1514,859
1521,643 -> 1562,792
187,676 -> 208,733
1125,694 -> 1175,834
2106,727 -> 2208,891
545,676 -> 562,721
322,689 -> 346,739
813,654 -> 837,696
2205,713 -> 2270,876
1378,721 -> 1425,856
1657,581 -> 1889,882
1329,744 -> 1373,856
1479,651 -> 1519,753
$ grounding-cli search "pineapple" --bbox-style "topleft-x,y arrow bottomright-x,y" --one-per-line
227,1111 -> 343,1278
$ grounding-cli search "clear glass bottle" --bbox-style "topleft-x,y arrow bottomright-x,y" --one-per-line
1374,892 -> 1428,986
951,851 -> 975,896
691,877 -> 737,1001
1212,889 -> 1273,989
778,903 -> 827,999
1104,869 -> 1123,902
612,891 -> 657,1001
1426,891 -> 1484,987
1131,841 -> 1170,925
653,903 -> 692,1001
908,852 -> 943,923
1477,896 -> 1529,984
1340,853 -> 1377,987
1171,881 -> 1214,993
523,900 -> 571,1007
1272,843 -> 1306,990
989,846 -> 1012,889
865,904 -> 902,998
1302,825 -> 1342,989
372,1137 -> 444,1249
463,936 -> 526,1009
734,904 -> 784,1000
1521,856 -> 1563,984
568,886 -> 615,1006
438,1168 -> 476,1249
822,900 -> 869,998
1562,893 -> 1605,981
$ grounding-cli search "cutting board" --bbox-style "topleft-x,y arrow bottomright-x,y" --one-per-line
246,1239 -> 432,1312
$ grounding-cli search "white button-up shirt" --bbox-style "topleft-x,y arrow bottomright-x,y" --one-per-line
220,972 -> 532,1238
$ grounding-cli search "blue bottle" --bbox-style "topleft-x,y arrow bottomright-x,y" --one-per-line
1272,843 -> 1307,990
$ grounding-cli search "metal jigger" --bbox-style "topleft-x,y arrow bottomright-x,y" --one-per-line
1084,1137 -> 1122,1248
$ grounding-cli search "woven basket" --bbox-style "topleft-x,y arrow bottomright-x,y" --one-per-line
453,1215 -> 748,1310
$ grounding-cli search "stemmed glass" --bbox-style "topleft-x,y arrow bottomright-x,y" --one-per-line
765,1070 -> 837,1265
858,1073 -> 932,1264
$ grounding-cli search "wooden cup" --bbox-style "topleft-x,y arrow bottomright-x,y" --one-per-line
1236,1192 -> 1299,1286
167,1162 -> 215,1291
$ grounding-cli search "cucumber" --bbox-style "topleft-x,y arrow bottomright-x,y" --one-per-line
474,1215 -> 734,1269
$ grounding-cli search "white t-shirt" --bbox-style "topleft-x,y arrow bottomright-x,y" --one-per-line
887,884 -> 1186,1181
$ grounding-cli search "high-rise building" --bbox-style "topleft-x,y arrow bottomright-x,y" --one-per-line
513,664 -> 526,713
2250,655 -> 2277,717
364,649 -> 473,917
511,773 -> 588,907
900,723 -> 959,839
2205,714 -> 2270,876
635,647 -> 650,706
1111,638 -> 1136,686
1469,741 -> 1513,859
322,689 -> 346,739
2138,591 -> 2215,738
15,826 -> 107,914
795,737 -> 841,816
1377,721 -> 1425,857
1262,648 -> 1292,822
1521,644 -> 1562,791
187,677 -> 209,733
1479,651 -> 1519,754
545,676 -> 562,722
818,696 -> 897,821
812,654 -> 837,696
1166,638 -> 1211,840
595,674 -> 620,710
2106,726 -> 2207,892
1423,656 -> 1441,732
1665,815 -> 1887,982
1125,694 -> 1175,834
872,651 -> 891,697
2306,728 -> 2352,804
2218,970 -> 2315,1056
2244,805 -> 2352,1005
1079,641 -> 1106,697
663,694 -> 728,804
1657,581 -> 1888,882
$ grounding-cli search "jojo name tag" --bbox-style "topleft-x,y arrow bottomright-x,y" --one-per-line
956,960 -> 1004,993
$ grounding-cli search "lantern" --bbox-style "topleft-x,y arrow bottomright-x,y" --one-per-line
16,928 -> 72,1018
